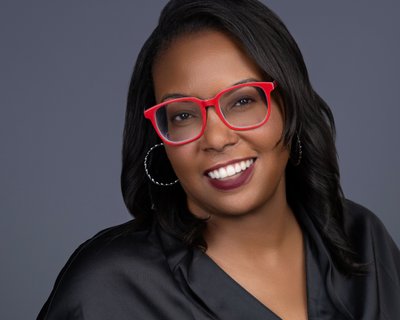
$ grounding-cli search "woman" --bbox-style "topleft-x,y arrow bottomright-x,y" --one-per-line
38,0 -> 400,319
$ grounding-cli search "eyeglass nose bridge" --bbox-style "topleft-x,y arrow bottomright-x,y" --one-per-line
200,98 -> 229,128
200,95 -> 220,109
199,93 -> 228,117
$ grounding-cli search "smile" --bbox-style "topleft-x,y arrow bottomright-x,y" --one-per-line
206,158 -> 255,180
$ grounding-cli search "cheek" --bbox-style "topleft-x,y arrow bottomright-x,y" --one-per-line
252,108 -> 285,151
165,145 -> 198,180
249,107 -> 289,173
165,146 -> 203,201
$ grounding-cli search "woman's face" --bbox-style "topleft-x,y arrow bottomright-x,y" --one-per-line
152,29 -> 289,219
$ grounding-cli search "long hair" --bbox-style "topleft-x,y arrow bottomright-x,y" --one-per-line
121,0 -> 363,274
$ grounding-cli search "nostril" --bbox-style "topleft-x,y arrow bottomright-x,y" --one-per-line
201,131 -> 239,153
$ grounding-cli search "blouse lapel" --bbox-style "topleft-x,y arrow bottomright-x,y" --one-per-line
157,223 -> 281,320
178,249 -> 282,320
298,206 -> 379,320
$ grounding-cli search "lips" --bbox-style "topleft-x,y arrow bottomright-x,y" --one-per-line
204,157 -> 256,191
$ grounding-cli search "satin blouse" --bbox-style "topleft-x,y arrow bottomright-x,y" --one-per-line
37,200 -> 400,319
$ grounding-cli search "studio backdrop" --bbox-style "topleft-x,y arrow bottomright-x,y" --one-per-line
0,1 -> 399,319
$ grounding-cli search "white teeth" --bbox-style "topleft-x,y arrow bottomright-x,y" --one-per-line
219,167 -> 227,179
226,165 -> 236,176
207,159 -> 254,180
234,163 -> 241,173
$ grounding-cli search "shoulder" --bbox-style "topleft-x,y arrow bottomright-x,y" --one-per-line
57,218 -> 161,280
38,217 -> 173,319
343,199 -> 384,231
343,199 -> 400,280
342,199 -> 396,243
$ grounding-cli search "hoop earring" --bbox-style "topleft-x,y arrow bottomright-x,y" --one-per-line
290,133 -> 303,166
144,143 -> 179,186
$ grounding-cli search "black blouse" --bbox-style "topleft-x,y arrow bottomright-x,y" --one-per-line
37,200 -> 400,319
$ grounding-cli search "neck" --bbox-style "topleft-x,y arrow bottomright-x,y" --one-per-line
203,190 -> 301,259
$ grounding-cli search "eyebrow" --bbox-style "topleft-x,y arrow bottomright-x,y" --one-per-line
159,77 -> 261,102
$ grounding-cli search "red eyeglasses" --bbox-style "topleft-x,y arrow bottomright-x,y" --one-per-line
144,81 -> 277,146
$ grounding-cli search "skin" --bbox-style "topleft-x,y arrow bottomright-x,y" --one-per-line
152,29 -> 307,320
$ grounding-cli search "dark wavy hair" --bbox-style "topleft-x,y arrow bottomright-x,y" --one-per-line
121,0 -> 363,274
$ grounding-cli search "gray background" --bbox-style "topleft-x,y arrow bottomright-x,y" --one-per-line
1,1 -> 399,319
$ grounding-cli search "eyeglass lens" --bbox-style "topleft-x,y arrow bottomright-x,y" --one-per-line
155,85 -> 268,143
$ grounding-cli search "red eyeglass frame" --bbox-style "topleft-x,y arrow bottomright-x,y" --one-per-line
144,81 -> 277,146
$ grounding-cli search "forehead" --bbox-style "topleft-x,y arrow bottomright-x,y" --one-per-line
152,29 -> 264,101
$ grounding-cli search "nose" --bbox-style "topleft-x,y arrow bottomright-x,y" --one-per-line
200,107 -> 239,152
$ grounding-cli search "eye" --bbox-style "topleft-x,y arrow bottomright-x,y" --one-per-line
173,112 -> 193,122
165,101 -> 201,125
231,96 -> 255,109
235,97 -> 253,106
